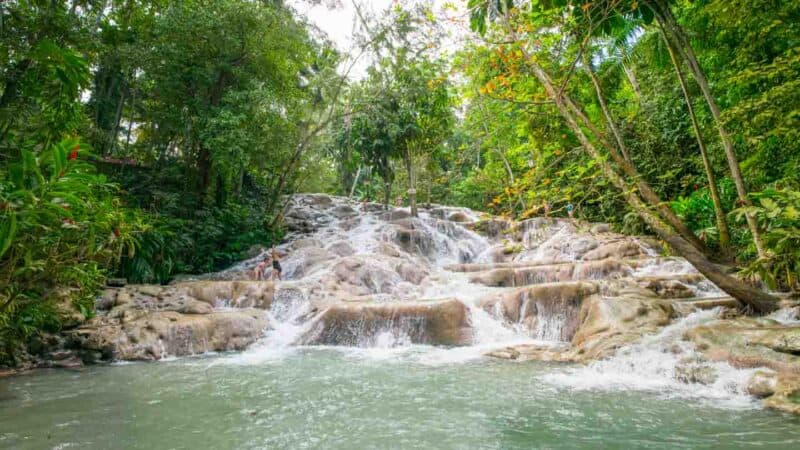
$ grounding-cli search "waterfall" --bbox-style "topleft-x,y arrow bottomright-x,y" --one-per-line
206,194 -> 742,375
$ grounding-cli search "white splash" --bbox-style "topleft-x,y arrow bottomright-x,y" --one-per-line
541,308 -> 760,409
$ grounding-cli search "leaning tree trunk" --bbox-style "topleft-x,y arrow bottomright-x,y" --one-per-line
497,10 -> 777,312
584,53 -> 632,163
663,33 -> 732,257
528,59 -> 777,313
650,0 -> 766,258
568,58 -> 709,255
621,59 -> 643,103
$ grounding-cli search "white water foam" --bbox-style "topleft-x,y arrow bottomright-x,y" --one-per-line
541,308 -> 760,409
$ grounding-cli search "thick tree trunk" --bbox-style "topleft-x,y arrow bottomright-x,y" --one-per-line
663,34 -> 732,257
526,55 -> 778,313
651,0 -> 766,258
584,53 -> 631,163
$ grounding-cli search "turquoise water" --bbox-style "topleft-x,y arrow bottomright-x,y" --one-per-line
1,348 -> 799,449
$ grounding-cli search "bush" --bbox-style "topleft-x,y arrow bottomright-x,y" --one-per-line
734,187 -> 800,292
0,139 -> 132,363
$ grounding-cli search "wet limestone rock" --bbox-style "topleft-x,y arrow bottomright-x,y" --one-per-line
675,358 -> 719,385
395,262 -> 427,285
327,241 -> 356,257
69,309 -> 269,361
301,299 -> 471,346
447,212 -> 471,223
582,240 -> 645,261
763,373 -> 800,415
173,281 -> 276,309
684,320 -> 800,374
332,257 -> 403,295
684,318 -> 800,414
291,238 -> 323,250
746,370 -> 779,398
568,292 -> 674,362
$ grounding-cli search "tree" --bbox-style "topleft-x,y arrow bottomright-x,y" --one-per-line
647,0 -> 766,257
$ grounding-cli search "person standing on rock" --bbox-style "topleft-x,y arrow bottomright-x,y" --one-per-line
566,202 -> 575,225
270,247 -> 283,281
254,259 -> 268,281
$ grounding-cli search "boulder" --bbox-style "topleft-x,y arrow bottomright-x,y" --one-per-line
301,299 -> 470,346
327,241 -> 356,257
747,370 -> 779,398
582,240 -> 644,261
291,238 -> 322,250
447,212 -> 471,223
68,309 -> 269,361
331,204 -> 357,219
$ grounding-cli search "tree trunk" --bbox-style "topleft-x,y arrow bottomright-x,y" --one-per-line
583,53 -> 632,163
404,148 -> 418,217
498,15 -> 775,311
109,90 -> 125,156
651,0 -> 766,258
477,95 -> 527,211
565,60 -> 709,255
383,178 -> 393,210
621,60 -> 642,102
663,33 -> 732,257
349,165 -> 362,198
524,52 -> 777,313
197,144 -> 212,207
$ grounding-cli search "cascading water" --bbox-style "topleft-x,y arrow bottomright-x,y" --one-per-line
205,194 -> 765,402
541,308 -> 760,407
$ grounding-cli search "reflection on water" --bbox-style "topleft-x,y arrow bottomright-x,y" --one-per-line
1,351 -> 799,449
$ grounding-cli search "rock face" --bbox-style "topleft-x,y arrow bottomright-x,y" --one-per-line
69,309 -> 269,361
62,282 -> 276,362
300,299 -> 471,346
684,316 -> 800,414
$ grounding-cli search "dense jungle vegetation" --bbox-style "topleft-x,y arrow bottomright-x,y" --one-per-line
1,0 -> 799,364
